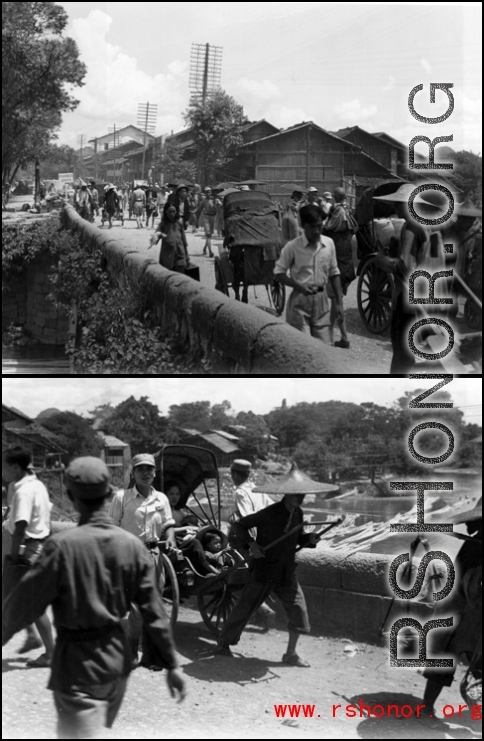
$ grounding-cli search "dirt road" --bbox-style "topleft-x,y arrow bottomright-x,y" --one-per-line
2,599 -> 477,740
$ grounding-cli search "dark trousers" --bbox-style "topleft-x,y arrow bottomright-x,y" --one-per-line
390,294 -> 417,375
220,572 -> 310,646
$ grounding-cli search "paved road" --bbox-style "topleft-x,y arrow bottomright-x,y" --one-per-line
102,214 -> 397,373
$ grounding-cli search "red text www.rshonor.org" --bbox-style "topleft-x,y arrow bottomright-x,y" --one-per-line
273,701 -> 483,720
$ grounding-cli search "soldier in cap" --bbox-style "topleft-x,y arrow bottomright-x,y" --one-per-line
2,456 -> 185,739
298,186 -> 322,210
196,187 -> 217,257
109,453 -> 176,667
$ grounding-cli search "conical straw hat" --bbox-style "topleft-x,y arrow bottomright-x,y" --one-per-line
253,462 -> 339,496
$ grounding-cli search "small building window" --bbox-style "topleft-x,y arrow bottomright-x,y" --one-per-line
105,448 -> 124,466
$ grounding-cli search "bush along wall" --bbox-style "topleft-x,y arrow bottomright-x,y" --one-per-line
61,204 -> 373,375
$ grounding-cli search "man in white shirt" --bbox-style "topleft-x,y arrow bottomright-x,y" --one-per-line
2,446 -> 55,667
274,204 -> 344,344
109,453 -> 175,666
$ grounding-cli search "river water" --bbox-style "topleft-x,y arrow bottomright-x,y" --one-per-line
305,469 -> 481,559
2,345 -> 70,375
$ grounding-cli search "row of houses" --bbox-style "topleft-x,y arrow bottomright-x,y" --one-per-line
2,404 -> 269,484
78,119 -> 411,204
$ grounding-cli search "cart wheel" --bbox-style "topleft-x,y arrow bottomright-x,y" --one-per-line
160,552 -> 179,627
464,298 -> 482,330
197,577 -> 240,635
214,259 -> 229,295
357,256 -> 394,334
271,281 -> 286,315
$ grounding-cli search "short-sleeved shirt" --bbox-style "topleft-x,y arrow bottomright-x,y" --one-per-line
234,482 -> 273,520
274,234 -> 340,289
6,474 -> 51,539
108,486 -> 175,543
2,511 -> 178,690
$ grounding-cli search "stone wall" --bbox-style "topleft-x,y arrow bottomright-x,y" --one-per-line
2,223 -> 69,345
275,548 -> 431,645
61,204 -> 374,374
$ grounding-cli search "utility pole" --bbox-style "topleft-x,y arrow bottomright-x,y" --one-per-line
137,103 -> 157,181
93,137 -> 98,180
108,125 -> 118,183
189,43 -> 223,184
77,134 -> 86,180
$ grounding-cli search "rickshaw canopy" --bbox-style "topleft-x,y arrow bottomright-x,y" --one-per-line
154,444 -> 219,510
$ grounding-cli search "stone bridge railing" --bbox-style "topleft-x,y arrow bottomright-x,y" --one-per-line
62,205 -> 372,374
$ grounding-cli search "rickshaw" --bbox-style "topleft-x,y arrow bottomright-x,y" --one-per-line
153,444 -> 249,633
354,180 -> 406,333
214,190 -> 286,316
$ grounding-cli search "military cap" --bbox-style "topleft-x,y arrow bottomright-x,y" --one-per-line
66,457 -> 111,499
132,453 -> 156,468
231,459 -> 252,473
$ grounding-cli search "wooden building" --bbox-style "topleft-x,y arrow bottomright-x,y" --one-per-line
332,126 -> 407,177
219,121 -> 354,204
176,428 -> 241,469
2,404 -> 66,468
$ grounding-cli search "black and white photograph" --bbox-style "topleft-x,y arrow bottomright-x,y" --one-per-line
1,376 -> 482,739
2,2 -> 482,375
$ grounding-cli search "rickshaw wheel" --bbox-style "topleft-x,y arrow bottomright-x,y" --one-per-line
214,259 -> 229,295
464,298 -> 482,330
271,281 -> 286,315
197,577 -> 240,635
357,256 -> 394,334
160,552 -> 179,627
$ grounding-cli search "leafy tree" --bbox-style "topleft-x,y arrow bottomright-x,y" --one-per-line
102,396 -> 169,456
210,401 -> 233,429
236,415 -> 272,460
2,2 -> 86,184
184,90 -> 248,185
39,143 -> 77,180
448,150 -> 482,207
168,401 -> 212,432
156,140 -> 196,185
41,411 -> 103,460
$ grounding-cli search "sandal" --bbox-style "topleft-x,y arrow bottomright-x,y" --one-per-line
26,653 -> 52,668
217,643 -> 234,657
17,636 -> 43,654
282,653 -> 310,667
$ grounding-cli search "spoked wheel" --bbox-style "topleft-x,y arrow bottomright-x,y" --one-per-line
159,552 -> 180,628
464,298 -> 482,330
357,256 -> 394,334
271,281 -> 286,315
197,577 -> 241,635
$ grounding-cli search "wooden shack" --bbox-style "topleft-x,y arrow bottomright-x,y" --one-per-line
333,126 -> 406,176
221,121 -> 353,204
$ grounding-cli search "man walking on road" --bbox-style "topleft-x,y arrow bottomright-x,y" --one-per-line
196,186 -> 217,257
131,184 -> 146,229
2,446 -> 55,668
218,485 -> 320,666
2,456 -> 186,739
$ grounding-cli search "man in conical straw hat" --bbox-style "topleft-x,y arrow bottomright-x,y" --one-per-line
217,463 -> 338,666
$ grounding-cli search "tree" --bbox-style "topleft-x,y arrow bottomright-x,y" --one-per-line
2,2 -> 86,185
448,151 -> 482,207
155,140 -> 196,185
184,90 -> 248,185
41,411 -> 103,459
210,401 -> 233,429
168,402 -> 212,432
39,143 -> 77,180
102,396 -> 169,456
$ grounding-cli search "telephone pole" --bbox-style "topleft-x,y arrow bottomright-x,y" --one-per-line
137,103 -> 157,181
108,125 -> 119,183
189,43 -> 222,104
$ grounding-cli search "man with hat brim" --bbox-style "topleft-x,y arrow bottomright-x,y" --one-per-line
196,187 -> 217,257
167,184 -> 190,230
2,456 -> 185,739
298,186 -> 322,211
321,191 -> 333,217
131,183 -> 146,229
218,463 -> 324,665
417,500 -> 481,729
109,453 -> 176,667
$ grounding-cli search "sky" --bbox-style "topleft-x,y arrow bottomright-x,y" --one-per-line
54,2 -> 482,156
2,378 -> 482,424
